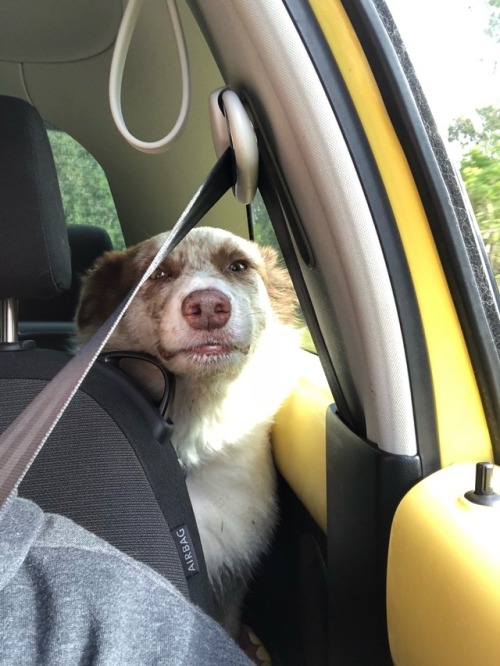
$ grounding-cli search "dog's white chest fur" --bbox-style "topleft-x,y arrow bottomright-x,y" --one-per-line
171,323 -> 298,585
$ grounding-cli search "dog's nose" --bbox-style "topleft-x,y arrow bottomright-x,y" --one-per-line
181,289 -> 231,330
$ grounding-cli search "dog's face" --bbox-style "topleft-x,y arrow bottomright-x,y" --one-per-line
76,227 -> 297,380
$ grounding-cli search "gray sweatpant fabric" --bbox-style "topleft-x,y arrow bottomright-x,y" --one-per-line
0,496 -> 252,665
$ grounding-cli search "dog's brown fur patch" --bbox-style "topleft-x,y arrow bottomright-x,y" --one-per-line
259,246 -> 297,326
76,247 -> 141,332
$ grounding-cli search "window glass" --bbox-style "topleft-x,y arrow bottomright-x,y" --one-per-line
385,0 -> 500,285
46,125 -> 125,250
250,190 -> 316,352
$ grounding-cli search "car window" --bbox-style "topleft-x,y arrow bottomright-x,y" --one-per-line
250,190 -> 316,352
46,124 -> 125,250
385,0 -> 500,287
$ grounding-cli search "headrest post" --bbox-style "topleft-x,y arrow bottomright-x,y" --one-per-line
1,298 -> 19,343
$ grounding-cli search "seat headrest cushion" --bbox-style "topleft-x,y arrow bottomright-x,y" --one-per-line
0,96 -> 71,299
19,225 -> 113,323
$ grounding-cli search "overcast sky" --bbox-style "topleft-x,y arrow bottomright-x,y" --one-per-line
385,0 -> 500,137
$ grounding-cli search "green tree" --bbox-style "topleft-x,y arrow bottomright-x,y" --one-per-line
448,106 -> 500,284
486,0 -> 500,43
47,129 -> 125,250
250,191 -> 282,255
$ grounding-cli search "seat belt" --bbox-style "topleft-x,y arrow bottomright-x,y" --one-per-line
0,148 -> 234,509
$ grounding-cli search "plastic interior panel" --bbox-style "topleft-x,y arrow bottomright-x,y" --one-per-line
0,0 -> 122,63
189,0 -> 417,457
387,462 -> 500,665
327,406 -> 421,664
272,350 -> 331,532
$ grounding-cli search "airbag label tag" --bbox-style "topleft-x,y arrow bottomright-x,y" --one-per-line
171,524 -> 199,578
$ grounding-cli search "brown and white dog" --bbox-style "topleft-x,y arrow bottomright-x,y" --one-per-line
76,226 -> 299,633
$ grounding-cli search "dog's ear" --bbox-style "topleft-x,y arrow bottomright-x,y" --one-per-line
259,245 -> 298,325
76,247 -> 141,334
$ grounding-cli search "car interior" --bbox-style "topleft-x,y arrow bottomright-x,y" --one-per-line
1,1 -> 500,665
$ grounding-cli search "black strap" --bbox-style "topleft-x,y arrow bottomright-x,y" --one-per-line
0,148 -> 234,509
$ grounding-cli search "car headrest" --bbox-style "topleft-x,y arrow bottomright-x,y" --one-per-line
0,96 -> 71,300
19,225 -> 113,323
67,224 -> 114,282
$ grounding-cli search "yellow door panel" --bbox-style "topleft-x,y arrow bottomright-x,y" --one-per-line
272,350 -> 332,532
387,462 -> 500,665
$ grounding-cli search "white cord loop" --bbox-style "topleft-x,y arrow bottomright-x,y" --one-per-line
109,0 -> 190,153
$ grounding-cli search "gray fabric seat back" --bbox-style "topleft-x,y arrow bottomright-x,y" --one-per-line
0,96 -> 214,616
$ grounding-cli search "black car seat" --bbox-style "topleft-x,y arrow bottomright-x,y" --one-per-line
0,95 -> 213,615
19,224 -> 114,351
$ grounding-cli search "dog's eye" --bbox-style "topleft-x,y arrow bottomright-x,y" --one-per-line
150,267 -> 168,280
227,260 -> 248,272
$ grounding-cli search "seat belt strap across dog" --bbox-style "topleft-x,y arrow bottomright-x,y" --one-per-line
0,148 -> 235,509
